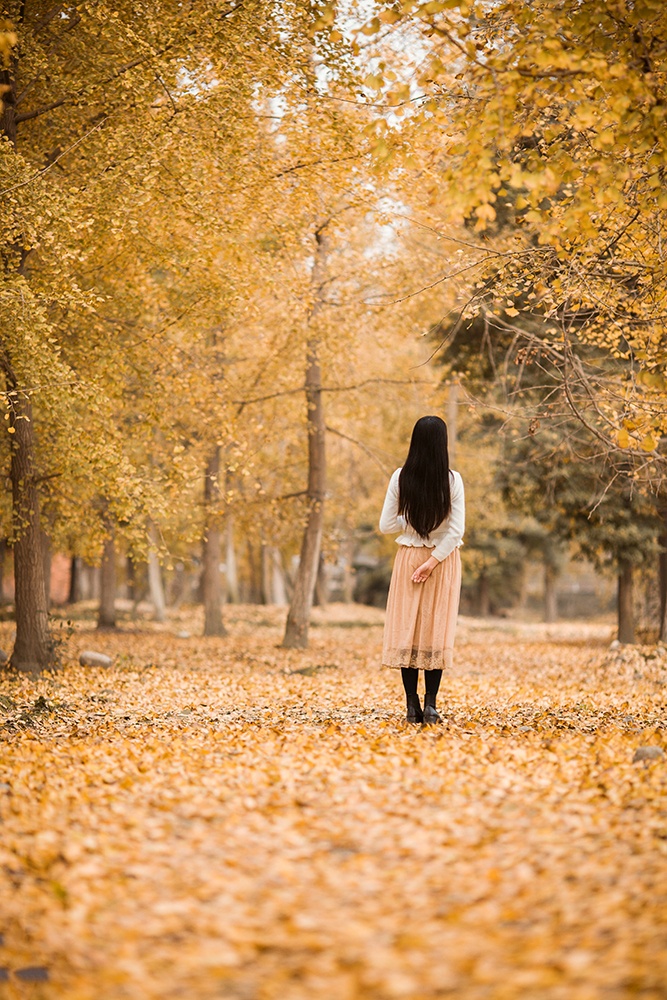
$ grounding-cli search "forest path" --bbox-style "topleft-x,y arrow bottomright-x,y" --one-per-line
0,606 -> 665,999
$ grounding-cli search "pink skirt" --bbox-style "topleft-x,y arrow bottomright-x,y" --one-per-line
382,546 -> 462,670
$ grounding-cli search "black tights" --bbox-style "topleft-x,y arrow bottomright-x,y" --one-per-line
401,668 -> 442,703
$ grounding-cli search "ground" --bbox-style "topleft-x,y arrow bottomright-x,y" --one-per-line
0,605 -> 666,1000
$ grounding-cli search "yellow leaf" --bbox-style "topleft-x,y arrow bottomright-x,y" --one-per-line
363,73 -> 384,90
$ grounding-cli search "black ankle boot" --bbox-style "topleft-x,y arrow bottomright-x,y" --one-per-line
423,694 -> 442,724
406,694 -> 423,724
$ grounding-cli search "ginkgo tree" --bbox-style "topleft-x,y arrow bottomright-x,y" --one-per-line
0,0 -> 364,670
1,0 -> 437,668
361,0 -> 667,457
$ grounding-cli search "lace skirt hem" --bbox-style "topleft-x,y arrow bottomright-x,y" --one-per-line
382,647 -> 454,671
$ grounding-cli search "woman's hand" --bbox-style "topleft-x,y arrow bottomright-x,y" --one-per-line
411,555 -> 439,584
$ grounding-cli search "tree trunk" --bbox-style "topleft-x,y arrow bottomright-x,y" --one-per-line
6,389 -> 53,670
447,381 -> 459,467
271,549 -> 288,607
126,555 -> 136,602
478,570 -> 490,617
260,539 -> 272,605
0,538 -> 7,604
147,520 -> 166,622
68,555 -> 83,603
98,530 -> 117,629
0,60 -> 18,148
260,545 -> 288,605
313,554 -> 328,608
2,51 -> 52,670
86,562 -> 99,600
225,518 -> 239,603
243,540 -> 259,602
516,566 -> 529,614
282,225 -> 329,649
617,562 -> 635,645
341,535 -> 356,604
543,559 -> 558,623
170,561 -> 186,609
76,561 -> 96,600
202,447 -> 226,636
659,509 -> 667,642
41,529 -> 51,610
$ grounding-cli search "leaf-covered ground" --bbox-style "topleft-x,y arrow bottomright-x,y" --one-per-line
1,605 -> 666,1000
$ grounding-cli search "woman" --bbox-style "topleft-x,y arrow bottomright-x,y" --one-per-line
379,415 -> 465,724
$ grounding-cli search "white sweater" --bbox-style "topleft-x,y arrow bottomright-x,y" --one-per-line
379,467 -> 465,563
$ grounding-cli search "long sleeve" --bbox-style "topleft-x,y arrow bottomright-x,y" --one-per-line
379,469 -> 404,533
431,472 -> 465,562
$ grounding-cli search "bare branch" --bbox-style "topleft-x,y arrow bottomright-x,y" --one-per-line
231,377 -> 430,408
0,116 -> 108,196
31,4 -> 65,34
13,0 -> 250,125
325,425 -> 392,474
270,154 -> 361,181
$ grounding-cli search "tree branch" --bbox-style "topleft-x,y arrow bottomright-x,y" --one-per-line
16,0 -> 249,125
31,4 -> 64,34
231,377 -> 430,407
325,425 -> 392,474
0,115 -> 108,195
16,97 -> 68,123
271,154 -> 361,181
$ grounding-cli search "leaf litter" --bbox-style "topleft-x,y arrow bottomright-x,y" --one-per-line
0,606 -> 666,1000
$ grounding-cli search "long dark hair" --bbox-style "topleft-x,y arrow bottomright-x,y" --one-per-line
398,415 -> 451,538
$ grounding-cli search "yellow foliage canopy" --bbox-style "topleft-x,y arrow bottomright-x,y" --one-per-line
365,0 -> 667,449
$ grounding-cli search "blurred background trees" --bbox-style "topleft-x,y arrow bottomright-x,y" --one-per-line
2,0 -> 667,668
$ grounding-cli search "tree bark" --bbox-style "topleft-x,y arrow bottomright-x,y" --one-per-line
0,62 -> 18,147
659,509 -> 667,642
543,559 -> 558,623
260,539 -> 271,605
41,529 -> 51,610
245,539 -> 261,603
147,520 -> 166,622
225,518 -> 239,603
126,555 -> 136,602
271,549 -> 288,607
6,388 -> 53,670
2,56 -> 52,670
313,554 -> 328,608
478,569 -> 490,618
170,561 -> 185,609
68,555 -> 83,603
74,561 -> 96,600
0,538 -> 7,605
447,381 -> 459,467
341,535 -> 356,604
617,562 -> 635,645
201,447 -> 226,636
260,544 -> 288,605
282,225 -> 329,649
98,529 -> 117,629
517,565 -> 529,613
